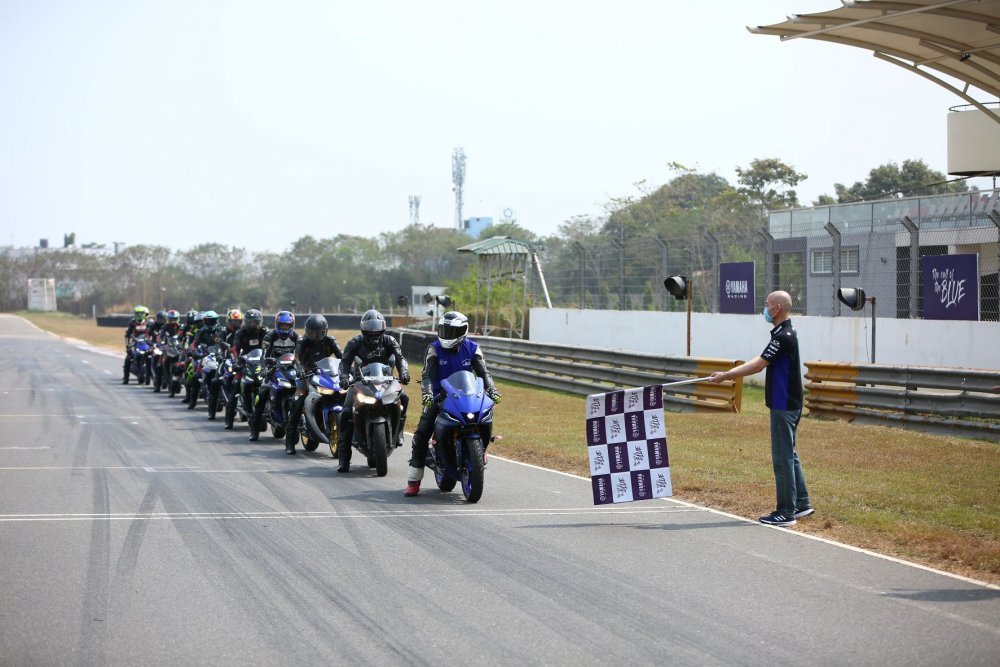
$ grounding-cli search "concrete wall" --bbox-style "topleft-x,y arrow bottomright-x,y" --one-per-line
529,308 -> 1000,384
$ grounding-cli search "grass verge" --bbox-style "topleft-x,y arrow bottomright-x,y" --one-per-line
19,311 -> 1000,584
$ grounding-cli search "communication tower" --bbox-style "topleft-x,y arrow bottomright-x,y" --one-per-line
452,147 -> 466,231
408,195 -> 421,226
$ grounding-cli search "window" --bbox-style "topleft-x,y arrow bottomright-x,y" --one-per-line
811,249 -> 832,274
811,247 -> 859,274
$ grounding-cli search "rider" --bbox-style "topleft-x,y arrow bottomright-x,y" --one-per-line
248,311 -> 299,441
224,308 -> 243,345
225,308 -> 268,430
187,310 -> 225,410
284,314 -> 343,454
153,309 -> 182,393
336,309 -> 410,473
122,305 -> 151,384
404,311 -> 500,497
148,310 -> 168,341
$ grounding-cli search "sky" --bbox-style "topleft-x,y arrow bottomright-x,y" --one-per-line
1,0 -> 995,254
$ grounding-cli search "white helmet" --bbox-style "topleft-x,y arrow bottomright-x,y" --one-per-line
437,311 -> 469,349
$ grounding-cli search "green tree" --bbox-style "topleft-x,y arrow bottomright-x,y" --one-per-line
734,157 -> 807,217
827,159 -> 969,203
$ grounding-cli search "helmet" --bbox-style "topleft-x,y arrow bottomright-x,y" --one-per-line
133,305 -> 149,321
185,309 -> 197,326
193,311 -> 204,325
202,310 -> 219,328
437,311 -> 469,349
275,311 -> 295,339
244,308 -> 263,331
165,309 -> 180,332
155,310 -> 167,325
360,309 -> 385,344
226,308 -> 243,330
304,314 -> 328,341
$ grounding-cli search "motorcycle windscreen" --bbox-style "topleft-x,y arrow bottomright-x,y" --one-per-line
442,370 -> 481,396
359,362 -> 393,382
315,357 -> 338,375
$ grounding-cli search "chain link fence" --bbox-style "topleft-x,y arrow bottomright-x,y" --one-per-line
535,191 -> 1000,321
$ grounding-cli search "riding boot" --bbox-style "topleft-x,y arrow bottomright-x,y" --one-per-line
404,465 -> 424,496
188,378 -> 199,409
396,414 -> 407,448
338,417 -> 353,472
122,357 -> 131,384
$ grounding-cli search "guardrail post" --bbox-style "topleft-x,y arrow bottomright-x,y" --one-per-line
610,238 -> 625,310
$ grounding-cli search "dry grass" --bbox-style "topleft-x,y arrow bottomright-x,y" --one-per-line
22,312 -> 1000,584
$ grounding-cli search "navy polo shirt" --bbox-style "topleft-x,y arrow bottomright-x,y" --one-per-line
760,319 -> 802,411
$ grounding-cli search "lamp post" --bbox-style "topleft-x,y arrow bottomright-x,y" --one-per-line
663,275 -> 692,356
837,287 -> 876,363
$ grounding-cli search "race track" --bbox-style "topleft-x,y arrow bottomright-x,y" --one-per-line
1,314 -> 997,665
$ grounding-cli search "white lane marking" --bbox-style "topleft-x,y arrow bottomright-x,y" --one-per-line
0,415 -> 144,419
0,447 -> 50,450
81,359 -> 90,365
492,455 -> 1000,591
0,506 -> 701,522
103,370 -> 112,375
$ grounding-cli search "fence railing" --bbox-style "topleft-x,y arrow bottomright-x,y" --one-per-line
390,329 -> 743,412
804,361 -> 1000,441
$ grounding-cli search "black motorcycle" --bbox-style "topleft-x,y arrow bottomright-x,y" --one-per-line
344,361 -> 404,477
235,349 -> 265,426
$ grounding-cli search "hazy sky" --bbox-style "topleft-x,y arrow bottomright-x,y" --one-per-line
1,0 -> 994,253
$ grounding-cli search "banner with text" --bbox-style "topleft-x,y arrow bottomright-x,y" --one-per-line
719,261 -> 755,314
922,253 -> 980,320
585,384 -> 671,505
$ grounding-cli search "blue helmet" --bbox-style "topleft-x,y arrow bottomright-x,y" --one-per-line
275,311 -> 295,339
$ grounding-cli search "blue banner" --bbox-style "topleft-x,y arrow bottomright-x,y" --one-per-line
922,253 -> 980,320
719,262 -> 755,314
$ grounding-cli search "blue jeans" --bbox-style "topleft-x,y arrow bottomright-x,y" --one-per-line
770,409 -> 810,516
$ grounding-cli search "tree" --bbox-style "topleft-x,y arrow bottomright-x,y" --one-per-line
735,158 -> 807,217
826,159 -> 969,203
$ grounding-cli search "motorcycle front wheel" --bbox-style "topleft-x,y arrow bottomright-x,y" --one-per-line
371,424 -> 388,477
327,420 -> 339,459
460,437 -> 486,503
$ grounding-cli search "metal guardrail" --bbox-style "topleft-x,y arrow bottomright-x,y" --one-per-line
805,361 -> 1000,442
390,329 -> 744,413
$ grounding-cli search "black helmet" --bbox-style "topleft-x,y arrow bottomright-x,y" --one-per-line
360,309 -> 385,343
185,309 -> 197,326
305,314 -> 328,341
244,308 -> 263,332
275,311 -> 295,339
437,311 -> 469,349
155,310 -> 167,325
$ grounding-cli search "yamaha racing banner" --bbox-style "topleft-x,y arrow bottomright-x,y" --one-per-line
586,384 -> 671,505
719,261 -> 755,314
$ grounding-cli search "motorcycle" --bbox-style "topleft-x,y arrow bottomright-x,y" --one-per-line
344,361 -> 404,477
426,370 -> 495,503
207,344 -> 234,420
150,338 -> 165,392
129,335 -> 152,385
297,357 -> 348,456
236,349 -> 266,425
261,352 -> 298,439
162,334 -> 186,397
191,343 -> 227,415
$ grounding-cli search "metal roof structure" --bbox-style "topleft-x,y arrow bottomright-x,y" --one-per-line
750,1 -> 1000,124
456,236 -> 552,338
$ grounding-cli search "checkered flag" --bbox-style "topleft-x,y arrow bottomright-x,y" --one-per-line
585,384 -> 671,505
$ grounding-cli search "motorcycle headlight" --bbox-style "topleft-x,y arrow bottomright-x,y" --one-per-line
481,407 -> 494,423
317,387 -> 336,396
355,393 -> 377,406
442,411 -> 461,424
278,380 -> 292,389
153,349 -> 163,356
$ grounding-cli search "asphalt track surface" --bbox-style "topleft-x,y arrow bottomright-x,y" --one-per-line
1,314 -> 998,665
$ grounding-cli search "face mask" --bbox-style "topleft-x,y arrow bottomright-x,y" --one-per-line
763,305 -> 774,324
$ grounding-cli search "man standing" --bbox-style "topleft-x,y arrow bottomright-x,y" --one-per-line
709,290 -> 812,527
